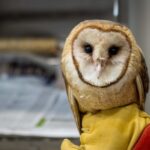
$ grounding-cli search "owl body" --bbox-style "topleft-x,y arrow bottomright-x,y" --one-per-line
61,20 -> 145,113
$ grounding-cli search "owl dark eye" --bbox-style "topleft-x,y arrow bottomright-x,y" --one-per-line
83,43 -> 93,54
108,45 -> 120,56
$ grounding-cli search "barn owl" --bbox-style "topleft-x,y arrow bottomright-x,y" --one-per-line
61,20 -> 149,133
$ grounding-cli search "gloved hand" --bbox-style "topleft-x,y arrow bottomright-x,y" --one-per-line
61,104 -> 150,150
61,139 -> 83,150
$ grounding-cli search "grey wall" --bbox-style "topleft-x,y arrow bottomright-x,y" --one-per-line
128,0 -> 150,113
0,0 -> 114,40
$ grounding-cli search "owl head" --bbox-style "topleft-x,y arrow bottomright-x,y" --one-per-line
73,24 -> 132,87
61,20 -> 148,112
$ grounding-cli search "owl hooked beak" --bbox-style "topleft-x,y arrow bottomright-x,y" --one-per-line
95,58 -> 107,79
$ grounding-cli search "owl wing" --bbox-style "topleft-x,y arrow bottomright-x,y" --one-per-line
62,73 -> 81,133
136,53 -> 149,109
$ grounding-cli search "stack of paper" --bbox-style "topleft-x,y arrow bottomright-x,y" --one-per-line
0,75 -> 79,138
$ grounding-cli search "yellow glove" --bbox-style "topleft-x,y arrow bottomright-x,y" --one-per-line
61,139 -> 84,150
61,104 -> 150,150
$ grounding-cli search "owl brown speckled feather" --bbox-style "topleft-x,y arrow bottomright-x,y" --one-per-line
61,20 -> 149,132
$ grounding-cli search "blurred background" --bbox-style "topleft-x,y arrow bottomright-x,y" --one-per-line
0,0 -> 149,150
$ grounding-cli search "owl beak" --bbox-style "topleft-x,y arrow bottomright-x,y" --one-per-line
95,58 -> 107,78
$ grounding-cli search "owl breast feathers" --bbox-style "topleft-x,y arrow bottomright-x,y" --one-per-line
61,20 -> 149,132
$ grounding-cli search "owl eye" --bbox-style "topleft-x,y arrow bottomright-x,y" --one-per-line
108,45 -> 120,56
83,43 -> 93,54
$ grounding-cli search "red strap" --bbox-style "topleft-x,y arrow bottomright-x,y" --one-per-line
133,124 -> 150,150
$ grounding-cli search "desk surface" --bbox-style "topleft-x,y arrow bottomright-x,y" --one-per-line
0,75 -> 79,138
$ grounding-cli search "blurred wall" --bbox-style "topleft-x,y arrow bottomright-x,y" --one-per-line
128,0 -> 150,113
0,0 -> 114,40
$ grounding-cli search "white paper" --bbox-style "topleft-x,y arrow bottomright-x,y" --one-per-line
0,76 -> 79,138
